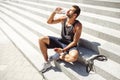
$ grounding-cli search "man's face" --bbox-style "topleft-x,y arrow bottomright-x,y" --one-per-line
66,7 -> 76,18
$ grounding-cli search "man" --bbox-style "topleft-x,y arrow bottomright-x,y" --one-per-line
39,5 -> 82,72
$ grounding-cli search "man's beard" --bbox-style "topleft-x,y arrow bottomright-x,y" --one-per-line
67,14 -> 73,18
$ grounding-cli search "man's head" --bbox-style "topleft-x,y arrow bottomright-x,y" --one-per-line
72,5 -> 81,17
66,5 -> 81,18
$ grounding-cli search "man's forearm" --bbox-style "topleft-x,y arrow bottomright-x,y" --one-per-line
47,11 -> 56,24
63,41 -> 77,52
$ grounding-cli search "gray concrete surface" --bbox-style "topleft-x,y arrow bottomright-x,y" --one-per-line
0,29 -> 43,80
0,0 -> 120,80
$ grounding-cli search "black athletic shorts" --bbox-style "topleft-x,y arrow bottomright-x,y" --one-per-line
46,36 -> 78,52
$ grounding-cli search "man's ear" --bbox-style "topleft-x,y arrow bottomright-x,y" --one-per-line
73,13 -> 77,18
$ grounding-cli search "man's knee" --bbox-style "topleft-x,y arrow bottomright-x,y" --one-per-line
68,50 -> 79,62
70,55 -> 78,62
64,55 -> 78,62
38,36 -> 49,44
63,52 -> 78,62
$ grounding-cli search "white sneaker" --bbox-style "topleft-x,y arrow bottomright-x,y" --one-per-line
49,53 -> 60,61
40,62 -> 52,73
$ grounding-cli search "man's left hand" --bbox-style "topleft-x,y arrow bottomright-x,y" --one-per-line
54,48 -> 63,54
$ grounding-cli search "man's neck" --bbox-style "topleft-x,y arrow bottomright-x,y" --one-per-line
66,17 -> 76,25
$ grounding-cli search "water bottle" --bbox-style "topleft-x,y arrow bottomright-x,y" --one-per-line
57,9 -> 66,14
59,9 -> 66,14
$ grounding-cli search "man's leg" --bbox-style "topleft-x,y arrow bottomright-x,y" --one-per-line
60,50 -> 79,62
38,36 -> 53,73
38,36 -> 50,62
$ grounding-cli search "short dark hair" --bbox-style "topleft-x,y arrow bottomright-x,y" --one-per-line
72,5 -> 81,17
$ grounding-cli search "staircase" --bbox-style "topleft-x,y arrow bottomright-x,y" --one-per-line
0,0 -> 120,80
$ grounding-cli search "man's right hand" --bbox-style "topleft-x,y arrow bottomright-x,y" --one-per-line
54,7 -> 63,14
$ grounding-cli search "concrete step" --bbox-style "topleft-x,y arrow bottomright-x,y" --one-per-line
55,60 -> 107,80
79,14 -> 120,31
80,33 -> 120,64
14,0 -> 120,19
0,7 -> 107,80
0,4 -> 104,80
81,21 -> 120,45
57,0 -> 120,3
0,1 -> 120,64
82,0 -> 120,8
11,0 -> 120,31
33,0 -> 120,21
55,58 -> 120,80
0,28 -> 44,80
1,1 -> 120,44
0,1 -> 97,62
0,2 -> 120,80
31,0 -> 120,23
31,0 -> 120,8
0,12 -> 71,80
94,58 -> 120,80
35,0 -> 120,19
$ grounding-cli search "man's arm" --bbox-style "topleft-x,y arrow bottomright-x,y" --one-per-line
47,7 -> 66,24
63,22 -> 82,52
54,22 -> 82,53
